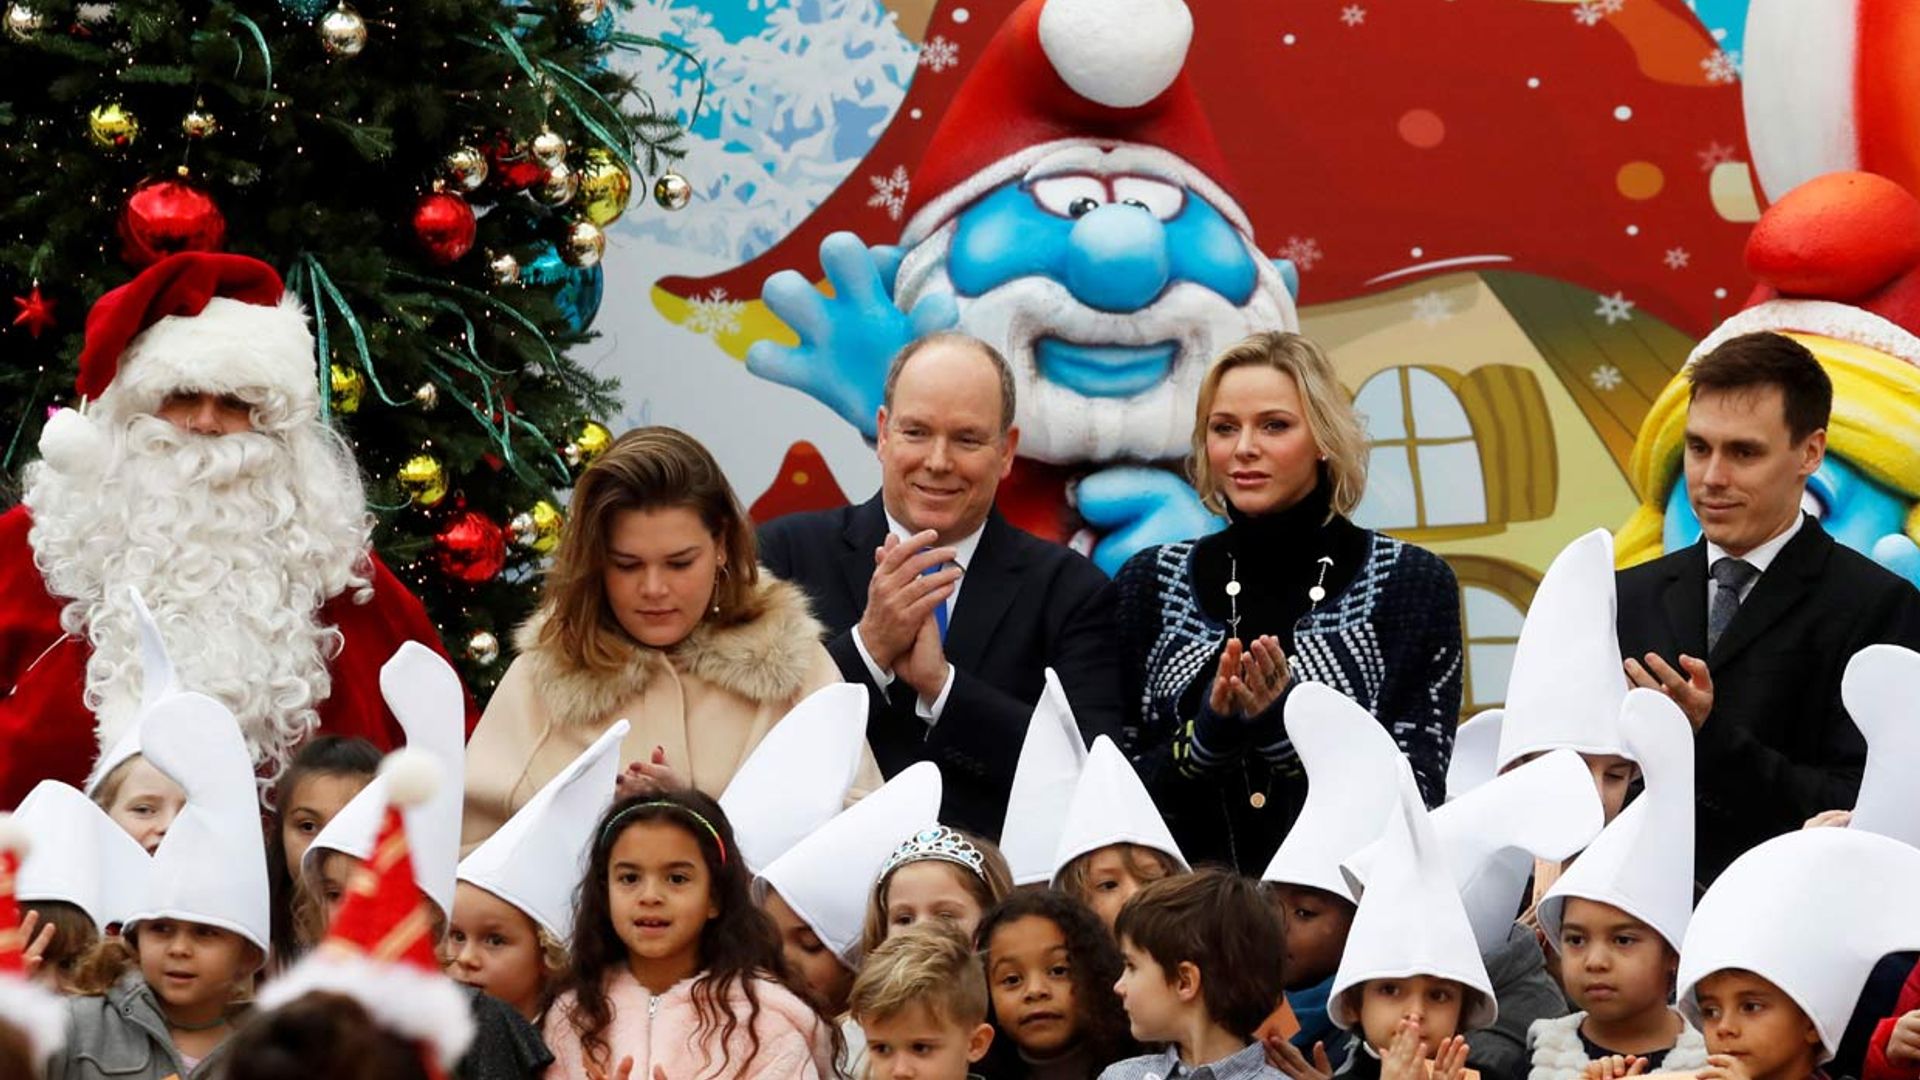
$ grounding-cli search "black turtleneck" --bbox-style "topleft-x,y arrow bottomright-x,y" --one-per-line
1191,472 -> 1370,652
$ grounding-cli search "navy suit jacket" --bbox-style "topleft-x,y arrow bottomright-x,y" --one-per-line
759,495 -> 1121,838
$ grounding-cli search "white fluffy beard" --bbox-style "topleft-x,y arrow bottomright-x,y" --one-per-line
896,227 -> 1297,463
22,411 -> 375,781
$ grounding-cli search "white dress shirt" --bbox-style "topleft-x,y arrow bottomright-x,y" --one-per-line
850,513 -> 985,725
1705,511 -> 1805,611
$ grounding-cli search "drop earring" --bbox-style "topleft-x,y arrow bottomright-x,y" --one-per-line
710,562 -> 729,616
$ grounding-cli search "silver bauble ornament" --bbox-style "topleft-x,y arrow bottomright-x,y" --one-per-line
5,2 -> 46,40
561,220 -> 605,268
465,630 -> 501,666
444,144 -> 488,191
530,129 -> 568,168
652,170 -> 692,211
318,5 -> 367,58
488,251 -> 520,285
414,382 -> 440,411
537,161 -> 577,207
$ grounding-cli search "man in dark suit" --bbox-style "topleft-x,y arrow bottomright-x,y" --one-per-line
759,332 -> 1120,838
1616,330 -> 1920,883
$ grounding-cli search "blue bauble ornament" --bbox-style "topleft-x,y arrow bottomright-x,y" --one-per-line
521,246 -> 604,333
281,0 -> 331,20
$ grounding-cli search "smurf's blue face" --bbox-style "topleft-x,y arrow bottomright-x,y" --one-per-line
1663,453 -> 1920,587
943,173 -> 1263,399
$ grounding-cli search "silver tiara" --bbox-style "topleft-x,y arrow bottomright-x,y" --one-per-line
880,826 -> 988,880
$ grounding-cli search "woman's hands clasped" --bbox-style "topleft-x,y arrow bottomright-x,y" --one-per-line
1209,635 -> 1292,719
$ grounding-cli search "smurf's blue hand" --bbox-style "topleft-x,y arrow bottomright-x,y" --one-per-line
748,232 -> 958,438
1872,533 -> 1920,590
1076,466 -> 1224,576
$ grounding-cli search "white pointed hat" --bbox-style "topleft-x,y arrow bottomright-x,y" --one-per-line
0,817 -> 67,1062
1260,682 -> 1407,902
1496,529 -> 1633,771
123,691 -> 272,959
1446,710 -> 1503,801
754,762 -> 943,969
720,683 -> 870,874
306,642 -> 467,919
1001,669 -> 1090,886
1049,735 -> 1186,884
1841,644 -> 1920,847
1539,689 -> 1696,951
458,720 -> 627,942
85,586 -> 182,794
1677,828 -> 1920,1061
1330,759 -> 1497,1032
13,779 -> 154,930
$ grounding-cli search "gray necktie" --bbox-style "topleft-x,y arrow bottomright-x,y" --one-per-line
1707,557 -> 1758,652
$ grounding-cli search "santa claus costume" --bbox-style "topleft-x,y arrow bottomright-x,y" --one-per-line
0,251 -> 474,808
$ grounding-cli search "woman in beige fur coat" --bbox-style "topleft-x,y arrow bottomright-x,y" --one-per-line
461,426 -> 876,851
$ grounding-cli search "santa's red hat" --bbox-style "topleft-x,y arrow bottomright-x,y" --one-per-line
899,0 -> 1247,248
256,751 -> 475,1074
0,815 -> 68,1063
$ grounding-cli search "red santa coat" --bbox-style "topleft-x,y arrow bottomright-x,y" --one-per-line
0,504 -> 479,808
1865,957 -> 1920,1080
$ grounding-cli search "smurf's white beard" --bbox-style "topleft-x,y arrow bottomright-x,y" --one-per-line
23,414 -> 374,782
898,234 -> 1296,464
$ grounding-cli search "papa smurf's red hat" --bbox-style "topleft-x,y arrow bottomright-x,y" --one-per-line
255,751 -> 475,1076
899,0 -> 1247,247
0,815 -> 68,1063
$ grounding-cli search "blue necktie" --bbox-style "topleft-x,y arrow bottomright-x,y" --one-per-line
920,558 -> 951,642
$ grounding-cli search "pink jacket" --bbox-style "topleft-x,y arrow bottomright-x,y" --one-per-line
542,969 -> 834,1080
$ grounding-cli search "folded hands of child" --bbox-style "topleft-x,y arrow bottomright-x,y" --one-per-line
1381,1019 -> 1469,1080
1584,1053 -> 1651,1080
1889,1011 -> 1920,1067
582,1057 -> 672,1080
1696,1052 -> 1755,1080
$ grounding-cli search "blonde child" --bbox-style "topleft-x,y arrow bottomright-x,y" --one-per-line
1047,737 -> 1189,932
978,890 -> 1137,1078
863,825 -> 1014,956
543,791 -> 835,1078
853,923 -> 996,1080
1101,868 -> 1288,1078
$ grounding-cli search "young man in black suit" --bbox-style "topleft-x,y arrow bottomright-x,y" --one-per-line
758,332 -> 1120,838
1616,331 -> 1920,883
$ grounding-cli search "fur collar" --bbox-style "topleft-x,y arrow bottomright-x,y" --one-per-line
515,571 -> 825,729
1528,1011 -> 1708,1080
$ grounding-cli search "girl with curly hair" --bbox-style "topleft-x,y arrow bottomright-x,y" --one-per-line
975,891 -> 1139,1078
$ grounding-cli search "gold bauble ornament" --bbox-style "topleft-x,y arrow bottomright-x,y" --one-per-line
88,102 -> 139,149
487,251 -> 520,285
465,629 -> 501,666
563,419 -> 614,468
530,129 -> 568,168
577,149 -> 632,227
561,220 -> 605,268
318,4 -> 367,58
652,170 -> 691,211
444,144 -> 488,191
569,0 -> 603,25
509,499 -> 564,554
181,105 -> 218,139
5,2 -> 46,40
397,453 -> 448,507
537,161 -> 577,207
329,363 -> 365,414
413,381 -> 440,411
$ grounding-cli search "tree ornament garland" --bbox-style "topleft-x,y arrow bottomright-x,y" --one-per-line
397,453 -> 448,507
119,177 -> 225,267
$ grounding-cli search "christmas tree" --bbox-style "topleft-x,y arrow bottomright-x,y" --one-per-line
0,0 -> 700,694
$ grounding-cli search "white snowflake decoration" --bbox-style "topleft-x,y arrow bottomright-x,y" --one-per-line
1590,364 -> 1624,391
1410,291 -> 1453,327
920,35 -> 960,73
1340,5 -> 1366,27
867,165 -> 911,221
1663,247 -> 1691,270
685,289 -> 746,339
1278,236 -> 1324,272
1700,49 -> 1740,84
1697,141 -> 1737,171
1572,2 -> 1607,27
1594,291 -> 1636,325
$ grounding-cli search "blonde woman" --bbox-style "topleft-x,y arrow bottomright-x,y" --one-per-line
461,426 -> 876,850
1115,332 -> 1462,872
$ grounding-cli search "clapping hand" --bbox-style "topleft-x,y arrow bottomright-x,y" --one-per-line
1624,652 -> 1714,730
1888,1010 -> 1920,1066
616,746 -> 688,801
1269,1037 -> 1334,1080
584,1056 -> 634,1080
1208,635 -> 1291,719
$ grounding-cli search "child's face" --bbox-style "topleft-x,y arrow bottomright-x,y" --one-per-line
106,758 -> 187,854
136,918 -> 257,1017
862,1001 -> 994,1080
1557,897 -> 1677,1024
608,821 -> 719,976
446,881 -> 547,1020
279,772 -> 368,879
1696,969 -> 1823,1080
885,861 -> 986,945
987,915 -> 1079,1056
1080,845 -> 1169,931
1582,753 -> 1640,823
762,887 -> 854,1014
1272,883 -> 1356,991
1358,975 -> 1466,1055
1113,937 -> 1189,1045
315,849 -> 358,927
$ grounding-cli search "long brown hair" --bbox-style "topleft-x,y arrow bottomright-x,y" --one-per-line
537,426 -> 763,675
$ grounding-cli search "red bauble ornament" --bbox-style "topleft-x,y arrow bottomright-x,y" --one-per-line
482,136 -> 545,193
435,510 -> 507,584
119,178 -> 226,268
412,190 -> 476,265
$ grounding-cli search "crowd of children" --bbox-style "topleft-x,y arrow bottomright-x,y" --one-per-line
3,532 -> 1920,1080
